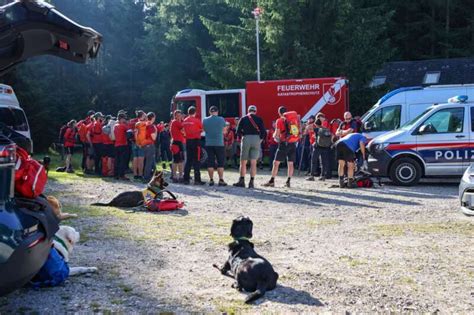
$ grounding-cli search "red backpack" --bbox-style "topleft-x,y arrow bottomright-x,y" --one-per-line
15,147 -> 48,198
145,190 -> 184,212
283,111 -> 300,143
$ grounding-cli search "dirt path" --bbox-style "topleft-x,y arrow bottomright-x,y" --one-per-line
1,170 -> 473,313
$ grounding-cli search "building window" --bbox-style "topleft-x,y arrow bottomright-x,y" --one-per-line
423,72 -> 441,84
369,76 -> 386,88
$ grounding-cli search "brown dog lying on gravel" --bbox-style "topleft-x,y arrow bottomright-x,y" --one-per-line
214,216 -> 279,304
91,171 -> 168,208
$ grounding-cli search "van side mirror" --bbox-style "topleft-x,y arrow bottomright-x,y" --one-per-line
363,121 -> 373,131
418,124 -> 436,135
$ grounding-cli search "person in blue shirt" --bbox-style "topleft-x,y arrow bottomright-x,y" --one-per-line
335,132 -> 367,188
203,106 -> 228,186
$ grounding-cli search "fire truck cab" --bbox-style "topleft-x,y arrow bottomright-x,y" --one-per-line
172,89 -> 246,124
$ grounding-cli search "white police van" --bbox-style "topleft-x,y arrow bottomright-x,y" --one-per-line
0,84 -> 32,151
361,84 -> 474,139
368,95 -> 473,186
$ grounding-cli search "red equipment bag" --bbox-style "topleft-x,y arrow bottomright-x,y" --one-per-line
15,147 -> 48,198
101,157 -> 115,177
282,111 -> 300,143
145,190 -> 185,212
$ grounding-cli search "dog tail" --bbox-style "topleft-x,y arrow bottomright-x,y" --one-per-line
245,282 -> 267,304
91,202 -> 110,206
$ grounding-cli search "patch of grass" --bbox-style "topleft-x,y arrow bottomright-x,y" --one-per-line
118,284 -> 133,293
306,218 -> 341,228
214,298 -> 251,314
338,255 -> 367,267
372,222 -> 474,237
111,299 -> 124,305
396,276 -> 417,286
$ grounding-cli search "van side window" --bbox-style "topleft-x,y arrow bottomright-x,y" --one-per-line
365,105 -> 401,132
422,108 -> 464,133
471,107 -> 474,132
206,93 -> 240,117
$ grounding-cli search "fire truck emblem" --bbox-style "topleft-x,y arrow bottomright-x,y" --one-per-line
323,83 -> 341,105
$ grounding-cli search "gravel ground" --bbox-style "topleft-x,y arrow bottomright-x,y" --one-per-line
1,169 -> 473,314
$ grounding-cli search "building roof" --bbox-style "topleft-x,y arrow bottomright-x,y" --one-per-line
372,58 -> 474,88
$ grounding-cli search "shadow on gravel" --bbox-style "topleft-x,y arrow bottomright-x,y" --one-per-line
125,208 -> 189,216
314,189 -> 421,206
247,188 -> 381,209
262,284 -> 324,306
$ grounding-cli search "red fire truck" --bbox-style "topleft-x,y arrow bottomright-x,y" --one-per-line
171,77 -> 349,129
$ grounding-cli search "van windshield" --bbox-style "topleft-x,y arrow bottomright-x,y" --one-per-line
361,105 -> 377,120
400,108 -> 433,130
0,108 -> 28,131
175,100 -> 196,115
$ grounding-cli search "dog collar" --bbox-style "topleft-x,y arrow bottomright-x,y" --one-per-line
54,235 -> 68,251
233,237 -> 251,241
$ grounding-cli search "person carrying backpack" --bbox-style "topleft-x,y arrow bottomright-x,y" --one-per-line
233,105 -> 266,189
307,113 -> 333,181
263,106 -> 300,188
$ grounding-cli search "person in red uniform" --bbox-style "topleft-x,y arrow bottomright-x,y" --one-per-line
63,120 -> 77,173
87,112 -> 104,175
77,110 -> 95,172
224,122 -> 235,168
263,106 -> 300,188
267,121 -> 278,168
170,110 -> 185,182
143,112 -> 158,181
114,113 -> 129,180
336,111 -> 358,138
182,106 -> 204,185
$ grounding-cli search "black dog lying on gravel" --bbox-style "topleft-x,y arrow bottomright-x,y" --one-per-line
213,216 -> 279,304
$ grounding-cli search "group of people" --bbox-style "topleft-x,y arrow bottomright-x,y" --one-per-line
59,105 -> 368,189
59,110 -> 165,182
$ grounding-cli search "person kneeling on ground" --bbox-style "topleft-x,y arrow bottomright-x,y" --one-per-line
335,132 -> 368,188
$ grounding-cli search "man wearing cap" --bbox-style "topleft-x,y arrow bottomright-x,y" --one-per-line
182,106 -> 205,185
203,106 -> 227,186
233,105 -> 266,188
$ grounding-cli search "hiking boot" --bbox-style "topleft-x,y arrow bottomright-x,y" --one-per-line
248,180 -> 254,189
347,178 -> 355,189
218,180 -> 228,187
305,176 -> 315,181
262,180 -> 275,187
233,178 -> 245,188
66,168 -> 74,174
209,180 -> 215,186
318,177 -> 326,181
194,180 -> 206,185
339,176 -> 346,188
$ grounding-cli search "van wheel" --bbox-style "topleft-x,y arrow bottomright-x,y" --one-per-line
389,157 -> 421,186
